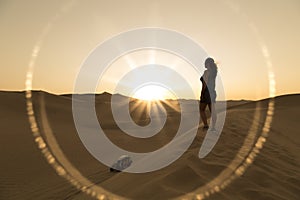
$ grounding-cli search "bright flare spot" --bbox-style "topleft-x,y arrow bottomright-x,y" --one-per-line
133,85 -> 173,101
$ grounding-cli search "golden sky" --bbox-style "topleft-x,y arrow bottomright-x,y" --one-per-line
1,0 -> 299,100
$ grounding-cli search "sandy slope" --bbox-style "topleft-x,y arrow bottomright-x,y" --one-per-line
0,91 -> 299,200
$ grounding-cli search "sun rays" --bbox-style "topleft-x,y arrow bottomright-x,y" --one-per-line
129,95 -> 181,123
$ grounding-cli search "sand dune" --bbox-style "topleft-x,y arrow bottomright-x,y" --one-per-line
0,91 -> 299,200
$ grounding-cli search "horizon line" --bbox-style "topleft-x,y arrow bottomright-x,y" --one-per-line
0,89 -> 299,102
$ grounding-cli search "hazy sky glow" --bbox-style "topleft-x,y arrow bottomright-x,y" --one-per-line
1,0 -> 299,100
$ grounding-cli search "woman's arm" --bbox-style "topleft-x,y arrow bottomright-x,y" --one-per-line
202,70 -> 209,90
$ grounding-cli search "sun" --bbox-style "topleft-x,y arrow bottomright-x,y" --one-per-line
133,85 -> 171,101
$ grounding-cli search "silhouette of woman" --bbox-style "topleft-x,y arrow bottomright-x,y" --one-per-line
200,57 -> 217,130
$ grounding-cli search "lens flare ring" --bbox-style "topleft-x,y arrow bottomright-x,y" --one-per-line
25,1 -> 276,199
72,28 -> 227,173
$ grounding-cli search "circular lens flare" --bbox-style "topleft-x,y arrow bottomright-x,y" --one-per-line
24,1 -> 276,198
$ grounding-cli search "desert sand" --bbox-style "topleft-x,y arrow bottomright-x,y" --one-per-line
0,91 -> 299,200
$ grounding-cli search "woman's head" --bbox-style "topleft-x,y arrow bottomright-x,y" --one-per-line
205,57 -> 215,69
205,57 -> 218,77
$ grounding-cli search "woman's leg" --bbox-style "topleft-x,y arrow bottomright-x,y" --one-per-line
208,103 -> 217,129
200,103 -> 208,127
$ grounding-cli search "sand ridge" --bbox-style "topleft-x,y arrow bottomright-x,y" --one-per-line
0,91 -> 299,199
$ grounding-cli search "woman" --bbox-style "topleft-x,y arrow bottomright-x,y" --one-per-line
200,57 -> 217,130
